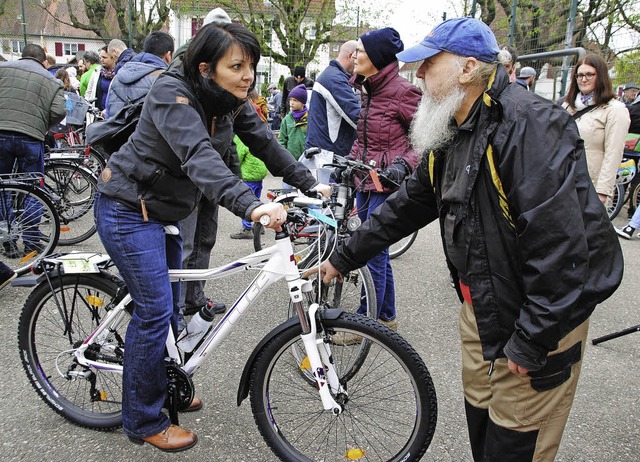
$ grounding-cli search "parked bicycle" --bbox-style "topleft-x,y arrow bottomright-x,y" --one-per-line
253,149 -> 419,260
0,173 -> 60,274
607,134 -> 640,220
17,194 -> 437,461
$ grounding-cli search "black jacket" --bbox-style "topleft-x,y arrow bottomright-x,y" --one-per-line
98,69 -> 317,223
330,67 -> 623,370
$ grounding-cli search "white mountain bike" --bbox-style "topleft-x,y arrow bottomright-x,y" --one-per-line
17,194 -> 437,461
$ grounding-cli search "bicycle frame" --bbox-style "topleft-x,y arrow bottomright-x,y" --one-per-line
70,197 -> 346,413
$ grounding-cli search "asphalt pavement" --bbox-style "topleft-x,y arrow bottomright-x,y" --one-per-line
0,174 -> 638,461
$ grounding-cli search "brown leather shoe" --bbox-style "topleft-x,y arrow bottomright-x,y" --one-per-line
129,424 -> 198,452
183,396 -> 203,412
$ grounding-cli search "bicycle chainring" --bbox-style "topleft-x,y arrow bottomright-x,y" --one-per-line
165,363 -> 195,411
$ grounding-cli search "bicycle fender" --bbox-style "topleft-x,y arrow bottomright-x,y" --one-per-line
236,308 -> 343,406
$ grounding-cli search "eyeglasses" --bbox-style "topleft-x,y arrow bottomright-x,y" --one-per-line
576,72 -> 596,81
353,48 -> 366,57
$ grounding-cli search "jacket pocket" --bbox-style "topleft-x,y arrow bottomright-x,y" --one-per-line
527,341 -> 582,392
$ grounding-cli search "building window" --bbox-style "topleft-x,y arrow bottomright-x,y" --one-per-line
11,40 -> 24,54
192,17 -> 204,36
63,43 -> 79,56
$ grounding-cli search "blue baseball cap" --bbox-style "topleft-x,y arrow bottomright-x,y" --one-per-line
396,17 -> 500,64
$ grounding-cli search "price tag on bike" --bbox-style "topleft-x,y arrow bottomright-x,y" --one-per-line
369,169 -> 384,192
61,258 -> 100,274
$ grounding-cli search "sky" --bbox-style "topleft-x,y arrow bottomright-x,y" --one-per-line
341,0 -> 464,45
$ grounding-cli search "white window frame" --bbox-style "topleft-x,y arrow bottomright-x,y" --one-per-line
11,40 -> 24,54
63,43 -> 79,56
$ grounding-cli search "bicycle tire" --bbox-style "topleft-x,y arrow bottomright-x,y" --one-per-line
0,183 -> 60,274
249,312 -> 437,462
606,183 -> 626,220
18,273 -> 127,430
632,181 -> 640,214
389,230 -> 418,259
43,161 -> 97,245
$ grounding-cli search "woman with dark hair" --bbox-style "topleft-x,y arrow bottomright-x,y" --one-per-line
95,22 -> 329,452
562,53 -> 629,204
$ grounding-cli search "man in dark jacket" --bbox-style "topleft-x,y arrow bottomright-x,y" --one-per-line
315,18 -> 623,462
306,40 -> 360,156
0,43 -> 66,257
105,31 -> 174,118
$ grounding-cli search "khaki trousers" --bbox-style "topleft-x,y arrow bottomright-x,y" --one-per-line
459,301 -> 589,462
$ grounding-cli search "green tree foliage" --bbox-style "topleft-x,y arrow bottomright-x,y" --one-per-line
613,49 -> 640,86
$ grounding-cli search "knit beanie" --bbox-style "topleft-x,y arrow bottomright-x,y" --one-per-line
288,84 -> 307,105
294,66 -> 306,79
360,27 -> 404,71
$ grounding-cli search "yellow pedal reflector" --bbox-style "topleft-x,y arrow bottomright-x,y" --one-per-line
345,448 -> 366,460
85,295 -> 105,307
299,356 -> 311,371
20,251 -> 37,263
60,226 -> 71,233
99,390 -> 108,401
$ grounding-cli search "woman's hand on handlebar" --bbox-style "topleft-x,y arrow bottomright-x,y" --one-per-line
250,202 -> 287,230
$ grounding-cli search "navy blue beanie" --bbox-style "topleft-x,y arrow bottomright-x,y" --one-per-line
360,27 -> 404,71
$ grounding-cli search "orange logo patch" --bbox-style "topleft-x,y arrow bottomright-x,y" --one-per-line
176,96 -> 190,105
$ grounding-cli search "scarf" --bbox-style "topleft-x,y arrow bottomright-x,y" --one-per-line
100,66 -> 116,80
575,92 -> 594,110
198,77 -> 245,117
292,106 -> 308,122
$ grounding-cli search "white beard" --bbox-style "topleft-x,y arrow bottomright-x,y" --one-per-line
410,79 -> 466,154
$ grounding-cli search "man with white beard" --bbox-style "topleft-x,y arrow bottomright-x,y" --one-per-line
311,17 -> 622,462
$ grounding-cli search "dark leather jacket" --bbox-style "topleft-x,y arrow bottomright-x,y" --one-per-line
331,67 -> 623,370
98,69 -> 317,223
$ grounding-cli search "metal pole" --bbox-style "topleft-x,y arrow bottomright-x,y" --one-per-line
509,0 -> 517,46
559,0 -> 579,98
21,0 -> 28,47
356,6 -> 360,38
471,0 -> 477,18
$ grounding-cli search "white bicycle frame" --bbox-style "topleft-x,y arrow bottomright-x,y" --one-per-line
71,196 -> 346,414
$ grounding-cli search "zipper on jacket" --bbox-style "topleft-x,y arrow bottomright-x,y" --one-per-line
361,96 -> 371,163
487,360 -> 495,376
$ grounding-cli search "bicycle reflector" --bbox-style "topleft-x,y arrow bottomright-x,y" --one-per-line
345,448 -> 366,460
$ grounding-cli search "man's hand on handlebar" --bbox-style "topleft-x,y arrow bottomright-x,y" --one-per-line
311,183 -> 332,198
250,202 -> 287,230
302,260 -> 343,283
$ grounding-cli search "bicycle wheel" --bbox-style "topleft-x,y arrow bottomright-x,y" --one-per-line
632,181 -> 640,214
606,183 -> 626,220
249,312 -> 437,462
44,161 -> 97,245
389,230 -> 418,260
18,273 -> 127,430
0,183 -> 60,274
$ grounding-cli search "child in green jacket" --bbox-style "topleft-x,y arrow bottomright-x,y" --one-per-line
278,84 -> 308,189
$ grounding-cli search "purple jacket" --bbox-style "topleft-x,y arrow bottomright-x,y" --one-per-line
349,61 -> 421,192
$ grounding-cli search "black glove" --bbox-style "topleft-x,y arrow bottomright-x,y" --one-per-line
380,163 -> 408,188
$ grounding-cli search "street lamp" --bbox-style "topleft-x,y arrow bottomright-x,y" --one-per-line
21,0 -> 28,47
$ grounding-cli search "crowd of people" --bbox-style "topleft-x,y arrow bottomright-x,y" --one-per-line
0,7 -> 636,461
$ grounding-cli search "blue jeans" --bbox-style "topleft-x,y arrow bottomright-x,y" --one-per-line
94,192 -> 182,438
241,180 -> 263,229
0,132 -> 45,248
356,191 -> 396,321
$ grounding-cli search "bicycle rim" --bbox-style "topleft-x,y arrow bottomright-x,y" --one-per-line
44,161 -> 97,245
389,231 -> 418,260
18,274 -> 127,430
0,184 -> 60,274
250,313 -> 437,462
606,184 -> 625,220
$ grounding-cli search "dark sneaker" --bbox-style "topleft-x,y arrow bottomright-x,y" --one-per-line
230,228 -> 253,240
184,299 -> 226,317
0,262 -> 16,290
616,225 -> 636,239
3,241 -> 22,259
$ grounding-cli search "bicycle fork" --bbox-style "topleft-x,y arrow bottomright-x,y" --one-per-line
292,294 -> 345,415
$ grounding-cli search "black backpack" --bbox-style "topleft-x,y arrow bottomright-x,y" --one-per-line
86,99 -> 144,159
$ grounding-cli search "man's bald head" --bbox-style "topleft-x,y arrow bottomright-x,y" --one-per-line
338,40 -> 358,74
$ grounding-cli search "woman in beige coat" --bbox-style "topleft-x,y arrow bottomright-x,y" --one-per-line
563,53 -> 630,204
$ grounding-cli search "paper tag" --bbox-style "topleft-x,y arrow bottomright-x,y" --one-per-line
62,259 -> 100,274
370,170 -> 384,192
308,208 -> 338,228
